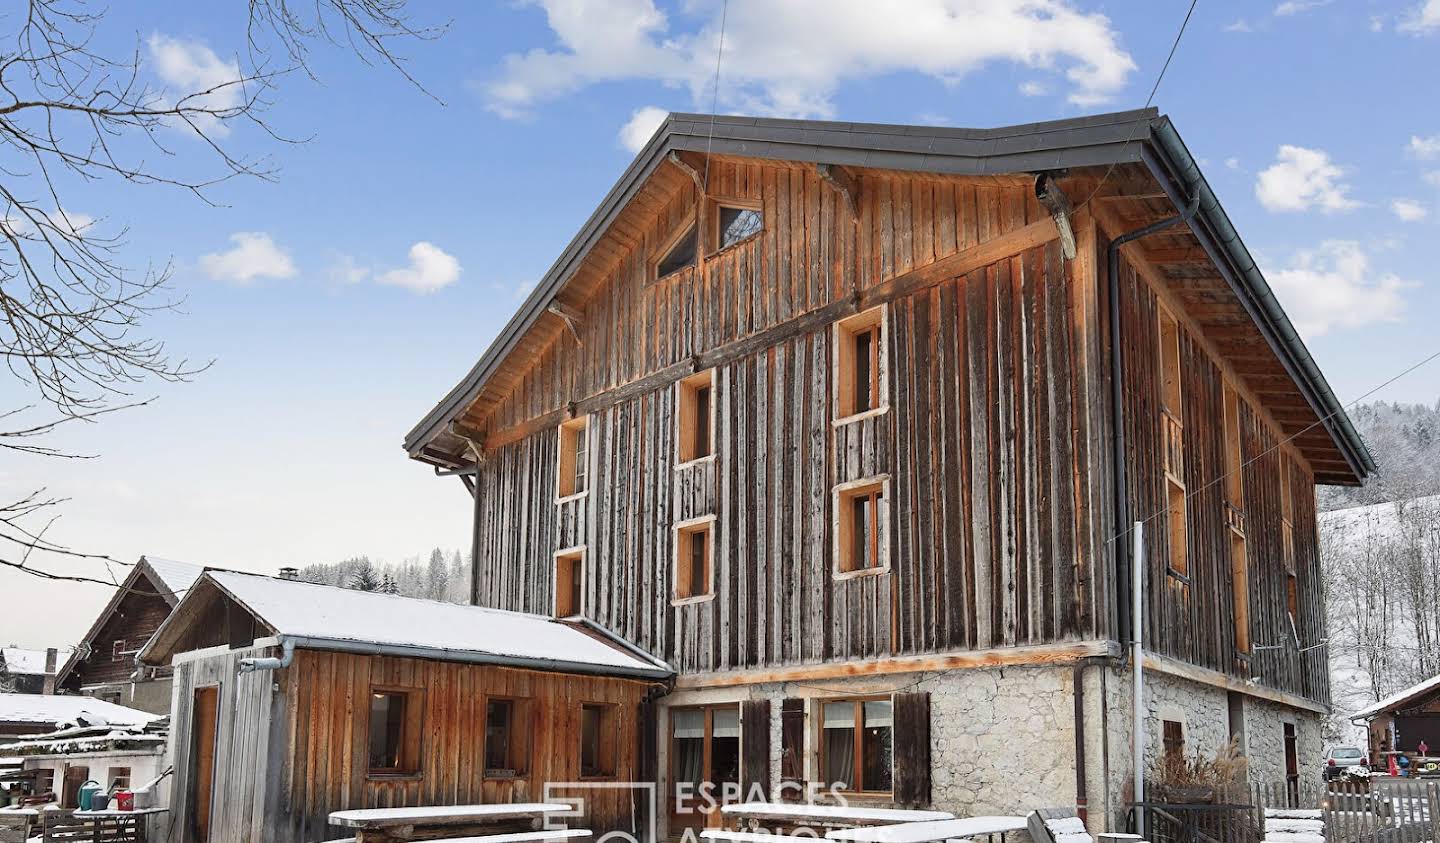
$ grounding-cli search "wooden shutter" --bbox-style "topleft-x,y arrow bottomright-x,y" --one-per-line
779,698 -> 805,800
741,699 -> 771,798
892,692 -> 931,807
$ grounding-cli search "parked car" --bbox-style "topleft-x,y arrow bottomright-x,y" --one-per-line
1325,746 -> 1368,780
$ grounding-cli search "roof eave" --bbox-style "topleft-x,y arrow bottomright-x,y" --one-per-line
1145,119 -> 1374,485
275,634 -> 673,681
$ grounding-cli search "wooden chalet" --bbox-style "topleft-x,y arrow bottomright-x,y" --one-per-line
404,108 -> 1372,832
0,648 -> 59,696
1352,674 -> 1440,761
56,556 -> 205,714
137,570 -> 672,843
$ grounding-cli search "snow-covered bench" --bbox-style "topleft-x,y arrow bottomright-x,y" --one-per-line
1028,809 -> 1093,843
1263,808 -> 1324,843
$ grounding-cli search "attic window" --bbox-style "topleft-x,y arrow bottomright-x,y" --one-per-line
554,547 -> 583,618
656,225 -> 697,279
714,203 -> 762,250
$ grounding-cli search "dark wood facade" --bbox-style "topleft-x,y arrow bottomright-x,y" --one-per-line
449,149 -> 1334,705
61,568 -> 174,690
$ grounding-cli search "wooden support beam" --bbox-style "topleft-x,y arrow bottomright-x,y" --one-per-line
546,302 -> 583,345
1142,651 -> 1328,715
817,163 -> 861,222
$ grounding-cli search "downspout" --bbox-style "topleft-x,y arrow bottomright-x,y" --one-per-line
1073,661 -> 1088,823
1108,190 -> 1200,649
238,638 -> 295,674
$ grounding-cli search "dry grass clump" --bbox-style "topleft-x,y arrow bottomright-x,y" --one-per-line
1151,737 -> 1250,802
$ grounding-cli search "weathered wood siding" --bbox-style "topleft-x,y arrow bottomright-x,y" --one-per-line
66,570 -> 173,688
169,646 -> 653,843
1114,249 -> 1327,703
473,161 -> 1114,675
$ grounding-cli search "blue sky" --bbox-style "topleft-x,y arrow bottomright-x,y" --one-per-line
4,0 -> 1440,647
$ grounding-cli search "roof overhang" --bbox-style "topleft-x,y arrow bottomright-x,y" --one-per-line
404,109 -> 1372,485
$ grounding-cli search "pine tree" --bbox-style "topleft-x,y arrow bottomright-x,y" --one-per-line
379,573 -> 400,595
426,547 -> 448,601
348,558 -> 381,592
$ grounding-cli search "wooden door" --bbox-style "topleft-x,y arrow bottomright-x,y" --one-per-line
60,765 -> 89,808
1284,722 -> 1299,803
192,687 -> 219,842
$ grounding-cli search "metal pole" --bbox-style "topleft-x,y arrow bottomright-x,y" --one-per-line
1133,521 -> 1145,837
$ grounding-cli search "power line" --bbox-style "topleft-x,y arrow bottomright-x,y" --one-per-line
701,0 -> 729,191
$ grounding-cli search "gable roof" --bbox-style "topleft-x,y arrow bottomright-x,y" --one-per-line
0,693 -> 158,728
1352,674 -> 1440,721
140,570 -> 673,681
55,556 -> 206,688
402,108 -> 1372,486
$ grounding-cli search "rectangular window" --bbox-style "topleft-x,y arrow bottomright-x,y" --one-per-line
713,203 -> 763,251
1167,477 -> 1188,578
677,370 -> 716,463
1163,720 -> 1185,762
820,699 -> 892,794
106,766 -> 131,791
674,518 -> 714,602
1158,309 -> 1187,579
556,416 -> 590,499
1159,310 -> 1183,418
1280,454 -> 1299,627
835,478 -> 888,575
580,703 -> 617,778
367,689 -> 420,775
656,224 -> 697,280
484,698 -> 529,777
554,548 -> 584,617
834,308 -> 886,421
1223,384 -> 1251,654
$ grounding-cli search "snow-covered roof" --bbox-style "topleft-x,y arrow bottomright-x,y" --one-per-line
141,556 -> 204,601
0,694 -> 159,728
0,648 -> 55,676
1352,673 -> 1440,721
146,571 -> 672,680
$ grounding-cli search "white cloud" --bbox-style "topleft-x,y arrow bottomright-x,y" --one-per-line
1267,241 -> 1415,338
1425,170 -> 1440,188
376,242 -> 461,294
199,232 -> 296,284
146,35 -> 242,135
1409,134 -> 1440,159
619,106 -> 669,154
1224,19 -> 1255,32
1225,157 -> 1242,171
1254,145 -> 1361,213
483,0 -> 1136,119
1391,199 -> 1429,221
1399,0 -> 1440,32
1018,80 -> 1048,97
328,255 -> 371,285
1275,0 -> 1329,16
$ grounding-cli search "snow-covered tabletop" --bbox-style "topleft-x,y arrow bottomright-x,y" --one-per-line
704,831 -> 835,843
330,803 -> 573,828
73,808 -> 168,817
721,802 -> 953,827
826,816 -> 1028,843
422,833 -> 592,843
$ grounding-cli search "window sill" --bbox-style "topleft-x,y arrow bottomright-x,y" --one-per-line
671,594 -> 716,607
705,231 -> 764,259
555,490 -> 590,505
834,566 -> 890,581
366,771 -> 423,781
832,406 -> 890,427
674,454 -> 716,471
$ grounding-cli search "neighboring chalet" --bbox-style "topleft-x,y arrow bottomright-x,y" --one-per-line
0,648 -> 61,695
1352,674 -> 1440,760
56,556 -> 204,713
404,109 -> 1373,832
0,693 -> 155,740
0,711 -> 167,816
138,570 -> 672,843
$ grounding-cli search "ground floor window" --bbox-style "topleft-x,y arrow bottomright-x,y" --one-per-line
580,703 -> 617,779
106,766 -> 131,790
367,688 -> 421,775
670,705 -> 740,829
484,697 -> 530,778
1163,720 -> 1185,761
821,698 -> 893,794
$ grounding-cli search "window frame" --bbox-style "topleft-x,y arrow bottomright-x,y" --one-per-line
365,686 -> 424,779
676,369 -> 717,466
579,702 -> 619,780
833,307 -> 889,425
106,766 -> 131,791
833,475 -> 890,578
482,695 -> 531,779
555,415 -> 592,502
1222,383 -> 1251,655
1162,719 -> 1185,762
707,197 -> 764,254
652,213 -> 699,282
672,515 -> 716,605
1157,307 -> 1189,582
816,696 -> 894,796
554,546 -> 585,618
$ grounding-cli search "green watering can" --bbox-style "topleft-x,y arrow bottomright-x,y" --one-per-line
77,780 -> 102,811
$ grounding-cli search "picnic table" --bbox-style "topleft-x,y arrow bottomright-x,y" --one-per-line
720,803 -> 954,833
825,816 -> 1028,843
328,803 -> 575,842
